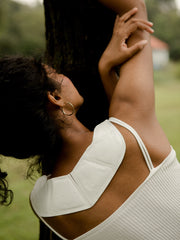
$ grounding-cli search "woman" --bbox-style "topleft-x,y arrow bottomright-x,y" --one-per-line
0,1 -> 179,240
30,2 -> 179,239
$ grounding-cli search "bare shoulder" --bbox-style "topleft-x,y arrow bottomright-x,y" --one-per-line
109,114 -> 171,167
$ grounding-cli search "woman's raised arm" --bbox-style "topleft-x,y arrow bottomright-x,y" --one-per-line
99,0 -> 155,123
99,0 -> 171,158
98,8 -> 153,101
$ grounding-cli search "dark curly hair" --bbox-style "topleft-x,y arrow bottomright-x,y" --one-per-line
0,169 -> 13,205
0,56 -> 62,205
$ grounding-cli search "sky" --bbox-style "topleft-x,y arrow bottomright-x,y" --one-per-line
12,0 -> 180,8
12,0 -> 43,6
176,0 -> 180,8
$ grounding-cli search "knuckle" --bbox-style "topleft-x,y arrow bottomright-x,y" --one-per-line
119,16 -> 124,22
131,18 -> 137,24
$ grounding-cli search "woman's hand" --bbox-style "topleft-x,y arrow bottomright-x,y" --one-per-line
99,7 -> 154,73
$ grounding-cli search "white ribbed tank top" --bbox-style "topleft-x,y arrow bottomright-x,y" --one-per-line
31,118 -> 180,240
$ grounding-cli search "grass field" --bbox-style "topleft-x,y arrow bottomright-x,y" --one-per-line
155,62 -> 180,158
0,62 -> 180,240
0,158 -> 39,240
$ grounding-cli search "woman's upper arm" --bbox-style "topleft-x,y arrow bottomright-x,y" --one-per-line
109,39 -> 155,122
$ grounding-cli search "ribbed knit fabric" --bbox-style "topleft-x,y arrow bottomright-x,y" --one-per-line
31,118 -> 180,239
75,149 -> 180,240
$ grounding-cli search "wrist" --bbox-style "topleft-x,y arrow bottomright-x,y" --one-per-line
98,54 -> 114,77
99,60 -> 118,85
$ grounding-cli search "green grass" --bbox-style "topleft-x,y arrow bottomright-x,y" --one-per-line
0,61 -> 180,240
155,62 -> 180,159
0,157 -> 39,240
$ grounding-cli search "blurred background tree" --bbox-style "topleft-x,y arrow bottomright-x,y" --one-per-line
0,0 -> 180,60
0,0 -> 45,56
146,0 -> 180,60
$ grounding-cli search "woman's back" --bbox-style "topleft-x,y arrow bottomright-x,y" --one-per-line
30,118 -> 179,240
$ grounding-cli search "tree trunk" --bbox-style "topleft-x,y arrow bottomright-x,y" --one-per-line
40,0 -> 115,239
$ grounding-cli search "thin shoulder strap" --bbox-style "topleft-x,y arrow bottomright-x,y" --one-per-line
109,117 -> 154,171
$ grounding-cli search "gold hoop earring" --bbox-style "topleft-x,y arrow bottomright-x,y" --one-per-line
62,102 -> 75,116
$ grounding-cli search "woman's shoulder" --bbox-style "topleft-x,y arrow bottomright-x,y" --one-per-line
30,120 -> 127,218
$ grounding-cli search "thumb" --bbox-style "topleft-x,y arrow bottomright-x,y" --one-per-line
127,40 -> 148,57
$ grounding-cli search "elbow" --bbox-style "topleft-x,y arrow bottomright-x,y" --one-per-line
121,0 -> 148,20
136,0 -> 147,19
138,0 -> 146,10
98,0 -> 147,18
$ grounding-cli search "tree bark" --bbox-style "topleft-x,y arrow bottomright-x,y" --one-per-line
40,0 -> 115,239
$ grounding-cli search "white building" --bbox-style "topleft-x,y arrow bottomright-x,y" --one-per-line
151,36 -> 169,70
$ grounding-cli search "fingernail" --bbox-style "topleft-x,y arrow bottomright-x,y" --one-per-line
141,40 -> 148,45
149,22 -> 154,26
139,40 -> 148,50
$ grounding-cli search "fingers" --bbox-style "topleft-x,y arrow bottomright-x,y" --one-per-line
114,7 -> 154,35
127,40 -> 148,58
134,18 -> 153,27
113,15 -> 120,32
136,22 -> 154,34
120,7 -> 138,22
127,20 -> 154,34
113,8 -> 138,32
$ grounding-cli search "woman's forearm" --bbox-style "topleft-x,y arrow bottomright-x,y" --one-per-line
98,59 -> 119,102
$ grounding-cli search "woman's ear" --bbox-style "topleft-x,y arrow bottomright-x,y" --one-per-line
47,90 -> 64,107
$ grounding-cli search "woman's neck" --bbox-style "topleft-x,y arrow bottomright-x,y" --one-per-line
59,116 -> 90,145
50,116 -> 93,178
